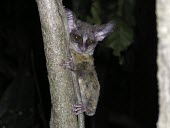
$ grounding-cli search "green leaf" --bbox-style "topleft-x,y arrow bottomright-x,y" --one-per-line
104,19 -> 134,57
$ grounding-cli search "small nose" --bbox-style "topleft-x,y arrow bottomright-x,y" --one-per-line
80,46 -> 86,52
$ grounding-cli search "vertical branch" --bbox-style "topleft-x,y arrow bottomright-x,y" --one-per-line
71,53 -> 85,128
35,0 -> 78,127
156,0 -> 170,128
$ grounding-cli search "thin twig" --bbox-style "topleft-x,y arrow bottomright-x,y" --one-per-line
71,52 -> 85,128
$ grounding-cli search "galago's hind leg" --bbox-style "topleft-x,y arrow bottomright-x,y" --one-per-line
73,102 -> 87,115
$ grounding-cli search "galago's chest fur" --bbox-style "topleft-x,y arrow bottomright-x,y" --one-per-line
71,50 -> 94,66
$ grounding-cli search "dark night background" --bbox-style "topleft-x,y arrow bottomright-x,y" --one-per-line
0,0 -> 158,128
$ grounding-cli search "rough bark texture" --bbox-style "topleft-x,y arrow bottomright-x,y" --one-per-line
156,0 -> 170,128
35,0 -> 78,127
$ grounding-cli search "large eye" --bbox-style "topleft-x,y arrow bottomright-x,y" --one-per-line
86,39 -> 96,45
71,34 -> 82,43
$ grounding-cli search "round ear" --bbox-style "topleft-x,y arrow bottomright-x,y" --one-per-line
65,8 -> 77,33
95,21 -> 115,41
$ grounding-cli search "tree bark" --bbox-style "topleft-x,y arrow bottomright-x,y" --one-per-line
156,1 -> 170,128
35,0 -> 78,127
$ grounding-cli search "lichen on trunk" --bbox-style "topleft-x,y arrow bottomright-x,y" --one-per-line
156,0 -> 170,128
35,0 -> 78,127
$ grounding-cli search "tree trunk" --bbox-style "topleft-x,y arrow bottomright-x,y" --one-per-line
156,0 -> 170,128
35,0 -> 78,127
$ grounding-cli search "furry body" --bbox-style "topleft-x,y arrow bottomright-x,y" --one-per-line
66,9 -> 114,116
